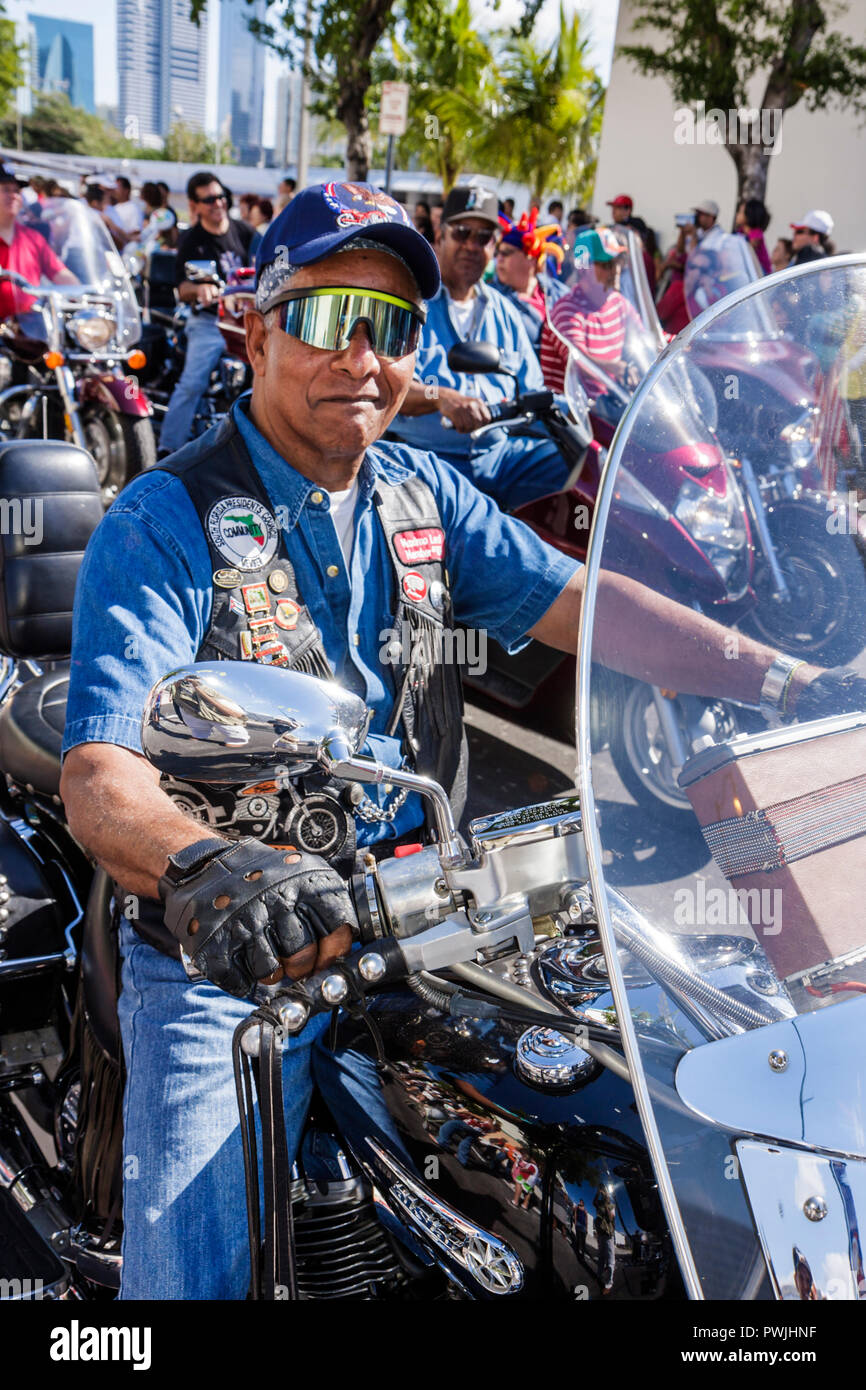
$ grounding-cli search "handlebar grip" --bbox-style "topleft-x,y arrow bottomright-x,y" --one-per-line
252,935 -> 408,1024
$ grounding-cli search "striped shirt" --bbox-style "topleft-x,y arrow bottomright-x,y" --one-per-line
541,286 -> 636,396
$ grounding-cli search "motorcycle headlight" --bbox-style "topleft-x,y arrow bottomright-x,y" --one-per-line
674,472 -> 748,584
612,468 -> 671,519
780,409 -> 818,467
66,311 -> 117,352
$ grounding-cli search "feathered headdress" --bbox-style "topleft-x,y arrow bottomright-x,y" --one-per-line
498,206 -> 565,268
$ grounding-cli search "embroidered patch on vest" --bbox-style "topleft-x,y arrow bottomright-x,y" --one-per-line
403,571 -> 427,602
393,527 -> 445,565
207,496 -> 279,572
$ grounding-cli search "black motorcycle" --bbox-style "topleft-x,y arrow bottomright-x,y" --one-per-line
0,435 -> 791,1303
2,254 -> 863,1305
131,251 -> 249,447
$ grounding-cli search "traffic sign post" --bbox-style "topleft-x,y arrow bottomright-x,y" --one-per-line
380,81 -> 409,195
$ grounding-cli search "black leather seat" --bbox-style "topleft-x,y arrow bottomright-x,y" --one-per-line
0,440 -> 104,660
0,664 -> 68,798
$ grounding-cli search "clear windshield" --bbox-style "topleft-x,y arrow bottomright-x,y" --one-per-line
578,256 -> 866,1299
19,196 -> 141,347
685,227 -> 779,340
556,225 -> 719,447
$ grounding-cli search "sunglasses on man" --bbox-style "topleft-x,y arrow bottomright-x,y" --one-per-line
274,286 -> 426,360
196,192 -> 228,206
447,224 -> 498,249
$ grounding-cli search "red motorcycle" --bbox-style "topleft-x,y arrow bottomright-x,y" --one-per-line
0,198 -> 155,506
683,228 -> 866,665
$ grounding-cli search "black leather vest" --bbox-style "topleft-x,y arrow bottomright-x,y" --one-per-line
131,412 -> 467,956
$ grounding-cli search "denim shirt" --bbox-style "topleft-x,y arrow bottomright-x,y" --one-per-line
63,397 -> 579,845
389,280 -> 545,459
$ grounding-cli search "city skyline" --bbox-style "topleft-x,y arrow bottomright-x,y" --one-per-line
8,0 -> 618,147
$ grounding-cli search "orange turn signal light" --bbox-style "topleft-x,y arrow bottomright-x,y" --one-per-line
43,350 -> 65,368
127,350 -> 146,370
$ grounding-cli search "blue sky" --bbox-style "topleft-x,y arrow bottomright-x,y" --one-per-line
9,0 -> 619,139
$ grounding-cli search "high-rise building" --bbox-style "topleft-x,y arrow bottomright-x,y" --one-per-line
162,0 -> 208,136
27,14 -> 95,113
217,0 -> 265,163
117,0 -> 208,145
274,72 -> 303,170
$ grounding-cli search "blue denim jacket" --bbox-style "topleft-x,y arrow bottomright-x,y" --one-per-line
63,397 -> 579,844
389,280 -> 545,459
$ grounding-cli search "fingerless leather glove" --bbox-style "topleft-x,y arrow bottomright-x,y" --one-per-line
159,838 -> 356,998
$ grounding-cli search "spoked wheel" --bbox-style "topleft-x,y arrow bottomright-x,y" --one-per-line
82,406 -> 157,508
742,507 -> 866,666
609,682 -> 739,822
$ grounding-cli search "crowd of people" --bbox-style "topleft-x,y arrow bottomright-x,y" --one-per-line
3,163 -> 849,476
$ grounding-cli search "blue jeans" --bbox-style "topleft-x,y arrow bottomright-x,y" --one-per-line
117,921 -> 330,1300
437,432 -> 568,513
159,311 -> 225,453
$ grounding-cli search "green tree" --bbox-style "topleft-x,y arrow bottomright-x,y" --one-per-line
373,0 -> 496,195
0,17 -> 23,124
620,0 -> 866,202
192,0 -> 406,179
480,5 -> 604,207
163,120 -> 232,164
0,91 -> 138,156
192,0 -> 546,182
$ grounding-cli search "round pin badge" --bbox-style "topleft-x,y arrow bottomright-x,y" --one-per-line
213,567 -> 242,588
429,580 -> 445,610
274,598 -> 301,631
207,496 -> 279,572
402,571 -> 427,602
268,570 -> 289,594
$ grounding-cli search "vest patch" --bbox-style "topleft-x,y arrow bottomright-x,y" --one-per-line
207,495 -> 279,571
393,527 -> 445,565
403,570 -> 427,602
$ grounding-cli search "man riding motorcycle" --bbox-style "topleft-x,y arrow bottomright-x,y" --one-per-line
388,183 -> 572,512
58,182 -> 856,1301
540,226 -> 643,422
0,163 -> 78,329
157,170 -> 254,457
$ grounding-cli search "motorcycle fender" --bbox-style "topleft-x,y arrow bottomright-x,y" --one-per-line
76,373 -> 152,418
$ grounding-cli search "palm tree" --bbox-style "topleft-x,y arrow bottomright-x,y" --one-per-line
374,0 -> 497,195
482,5 -> 604,208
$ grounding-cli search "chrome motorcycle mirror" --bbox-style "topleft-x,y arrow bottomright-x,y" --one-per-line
142,662 -> 372,783
142,663 -> 466,867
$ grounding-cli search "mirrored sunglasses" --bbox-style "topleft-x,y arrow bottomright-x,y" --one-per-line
275,287 -> 425,359
448,224 -> 498,248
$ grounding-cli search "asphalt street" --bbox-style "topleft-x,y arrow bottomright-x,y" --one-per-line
462,693 -> 716,931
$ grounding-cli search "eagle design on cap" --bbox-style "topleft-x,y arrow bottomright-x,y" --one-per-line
323,181 -> 411,229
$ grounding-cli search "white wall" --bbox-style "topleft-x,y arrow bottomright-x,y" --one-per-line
594,0 -> 866,256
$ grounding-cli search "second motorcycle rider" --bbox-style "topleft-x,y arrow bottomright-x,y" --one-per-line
59,183 -> 832,1300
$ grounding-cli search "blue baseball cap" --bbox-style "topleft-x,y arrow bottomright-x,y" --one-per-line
255,181 -> 440,312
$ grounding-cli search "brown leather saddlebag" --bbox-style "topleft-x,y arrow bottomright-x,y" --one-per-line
677,712 -> 866,980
